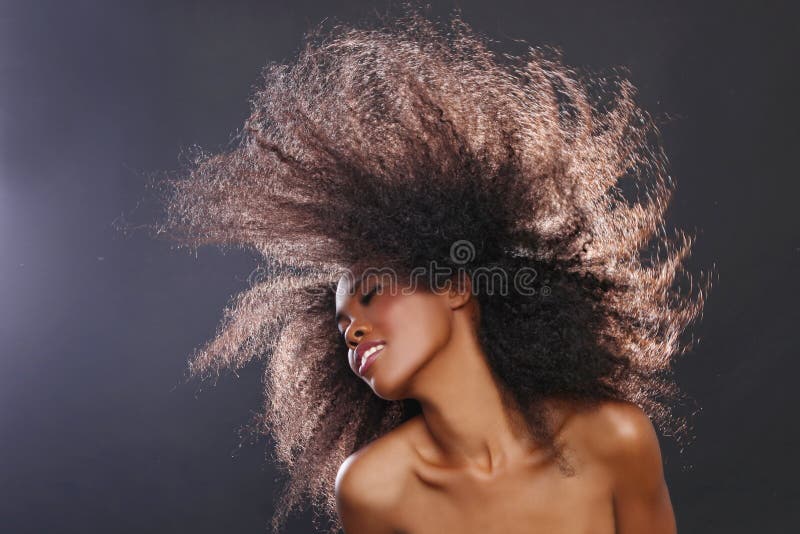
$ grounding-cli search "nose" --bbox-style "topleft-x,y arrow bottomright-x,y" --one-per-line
345,321 -> 369,349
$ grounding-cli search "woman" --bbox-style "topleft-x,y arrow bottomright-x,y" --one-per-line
157,8 -> 709,534
334,259 -> 682,534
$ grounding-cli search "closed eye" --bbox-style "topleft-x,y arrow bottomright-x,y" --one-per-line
336,284 -> 381,336
360,284 -> 380,305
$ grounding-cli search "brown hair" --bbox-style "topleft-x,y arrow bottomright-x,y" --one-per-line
153,7 -> 710,533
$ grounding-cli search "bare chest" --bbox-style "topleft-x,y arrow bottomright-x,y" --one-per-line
390,454 -> 615,534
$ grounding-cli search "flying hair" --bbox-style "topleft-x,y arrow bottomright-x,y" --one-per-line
153,6 -> 711,533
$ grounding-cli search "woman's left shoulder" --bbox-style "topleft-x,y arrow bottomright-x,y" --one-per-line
567,399 -> 664,471
565,401 -> 676,532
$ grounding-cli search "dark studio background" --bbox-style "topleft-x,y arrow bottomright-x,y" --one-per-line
1,0 -> 797,532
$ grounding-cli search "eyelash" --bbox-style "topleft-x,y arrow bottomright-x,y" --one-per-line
361,285 -> 379,305
338,285 -> 381,336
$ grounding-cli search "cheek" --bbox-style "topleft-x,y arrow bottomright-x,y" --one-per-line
381,295 -> 450,349
369,295 -> 451,401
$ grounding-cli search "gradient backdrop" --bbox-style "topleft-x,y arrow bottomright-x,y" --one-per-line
1,1 -> 797,532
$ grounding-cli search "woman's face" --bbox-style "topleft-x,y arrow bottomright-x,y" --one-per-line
334,269 -> 456,400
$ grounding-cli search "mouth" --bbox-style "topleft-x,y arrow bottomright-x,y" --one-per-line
355,340 -> 386,375
358,345 -> 385,375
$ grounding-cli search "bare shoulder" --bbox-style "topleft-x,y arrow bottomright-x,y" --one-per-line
567,399 -> 667,490
567,400 -> 661,458
335,418 -> 418,533
566,402 -> 676,532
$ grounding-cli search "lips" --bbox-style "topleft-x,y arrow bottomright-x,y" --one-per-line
355,340 -> 386,374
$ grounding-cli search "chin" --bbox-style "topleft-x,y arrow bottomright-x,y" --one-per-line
369,377 -> 405,401
367,366 -> 412,401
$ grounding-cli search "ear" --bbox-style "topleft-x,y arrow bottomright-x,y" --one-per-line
447,271 -> 473,310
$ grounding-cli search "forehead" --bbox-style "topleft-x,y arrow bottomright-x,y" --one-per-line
335,272 -> 356,306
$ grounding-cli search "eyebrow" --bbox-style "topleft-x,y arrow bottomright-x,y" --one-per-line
334,277 -> 366,325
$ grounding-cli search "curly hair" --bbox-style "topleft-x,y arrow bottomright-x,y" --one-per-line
153,7 -> 710,534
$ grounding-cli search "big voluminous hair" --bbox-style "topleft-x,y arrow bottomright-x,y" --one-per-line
155,7 -> 710,534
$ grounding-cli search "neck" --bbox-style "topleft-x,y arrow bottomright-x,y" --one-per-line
405,310 -> 539,475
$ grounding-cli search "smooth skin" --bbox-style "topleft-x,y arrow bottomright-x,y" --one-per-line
334,267 -> 677,534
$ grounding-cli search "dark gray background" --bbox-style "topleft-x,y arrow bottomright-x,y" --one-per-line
1,1 -> 797,532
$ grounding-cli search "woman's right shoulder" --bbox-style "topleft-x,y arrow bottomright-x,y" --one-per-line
335,416 -> 422,530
